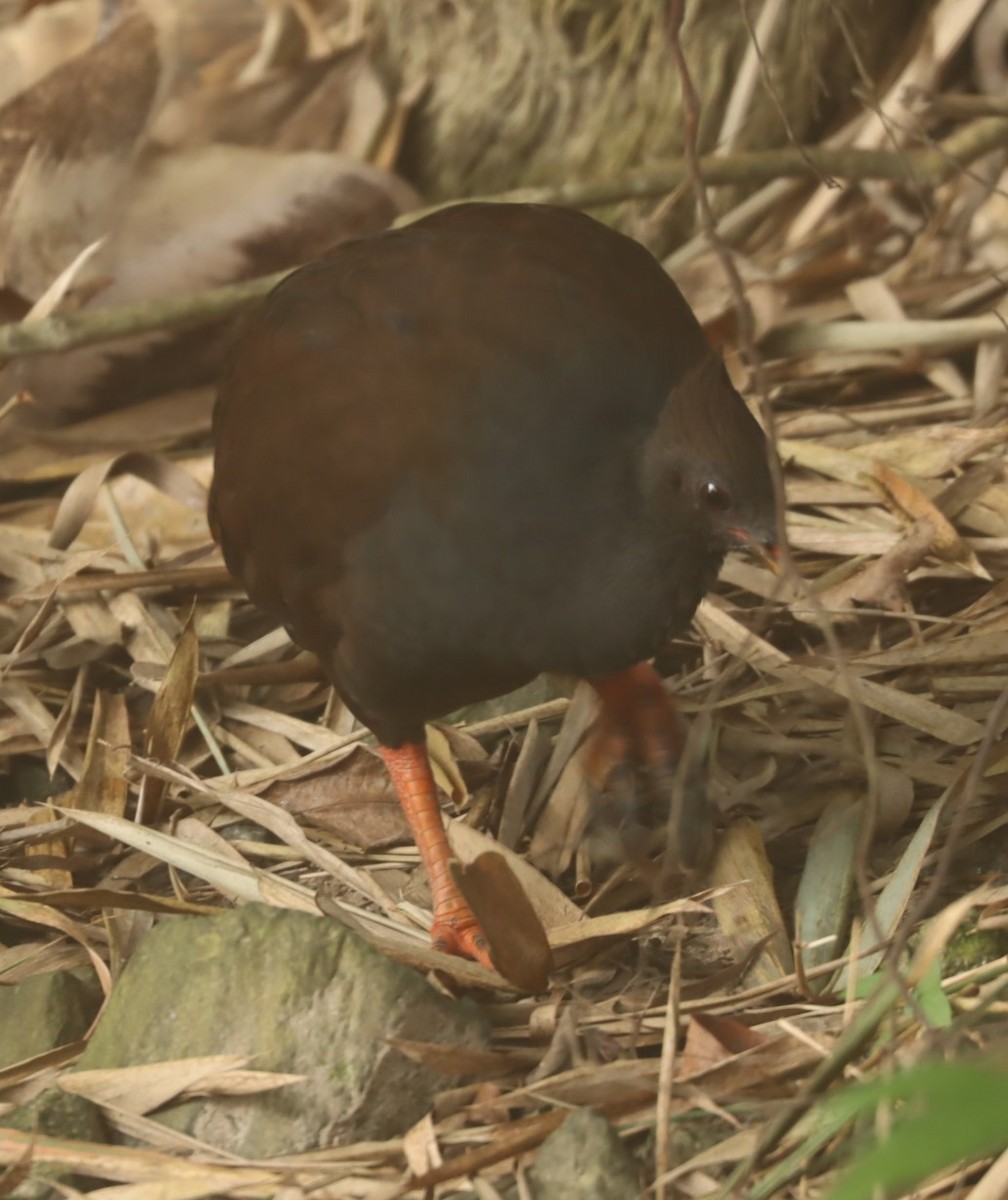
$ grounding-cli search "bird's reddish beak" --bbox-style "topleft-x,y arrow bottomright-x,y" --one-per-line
728,527 -> 782,572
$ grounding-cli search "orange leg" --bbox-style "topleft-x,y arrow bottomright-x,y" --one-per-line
380,742 -> 494,969
590,662 -> 690,765
588,662 -> 713,874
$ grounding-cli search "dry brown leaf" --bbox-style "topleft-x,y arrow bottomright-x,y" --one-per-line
453,851 -> 553,993
847,275 -> 970,398
813,521 -> 936,614
0,1124 -> 283,1194
402,1111 -> 442,1179
547,893 -> 713,951
19,806 -> 72,889
45,662 -> 85,778
678,1012 -> 767,1078
387,1037 -> 531,1079
0,883 -> 111,995
58,806 -> 322,917
64,689 -> 130,819
869,425 -> 1008,478
208,785 -> 397,915
446,819 -> 582,934
267,746 -> 409,851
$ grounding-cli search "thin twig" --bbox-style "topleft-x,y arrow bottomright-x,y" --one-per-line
654,942 -> 682,1200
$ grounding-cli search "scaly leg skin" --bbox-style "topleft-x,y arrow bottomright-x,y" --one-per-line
380,742 -> 495,970
587,662 -> 715,875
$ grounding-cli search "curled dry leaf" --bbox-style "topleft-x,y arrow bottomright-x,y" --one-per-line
48,452 -> 207,551
497,717 -> 551,850
452,851 -> 553,993
870,460 -> 991,577
813,521 -> 938,615
426,722 -> 467,806
526,740 -> 592,878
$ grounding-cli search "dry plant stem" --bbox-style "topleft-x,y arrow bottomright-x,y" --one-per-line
0,271 -> 288,360
731,0 -> 808,174
37,565 -> 234,600
666,0 -> 755,357
926,93 -> 1008,119
654,942 -> 682,1200
0,119 -> 1004,364
473,115 -> 1008,211
833,4 -> 928,218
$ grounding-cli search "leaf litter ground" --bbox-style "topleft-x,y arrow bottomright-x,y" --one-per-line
2,2 -> 1008,1197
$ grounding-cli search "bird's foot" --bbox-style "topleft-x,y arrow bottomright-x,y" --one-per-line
380,741 -> 497,971
588,662 -> 715,875
431,911 -> 495,970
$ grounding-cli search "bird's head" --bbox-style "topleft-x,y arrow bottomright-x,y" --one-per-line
642,353 -> 780,566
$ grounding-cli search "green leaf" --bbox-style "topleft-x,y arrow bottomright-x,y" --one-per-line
913,957 -> 952,1028
827,1063 -> 1008,1200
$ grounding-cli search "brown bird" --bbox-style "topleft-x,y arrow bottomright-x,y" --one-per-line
209,203 -> 777,969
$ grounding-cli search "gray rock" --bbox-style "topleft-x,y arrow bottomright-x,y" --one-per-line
529,1109 -> 642,1199
76,904 -> 489,1157
0,969 -> 100,1070
6,1088 -> 105,1200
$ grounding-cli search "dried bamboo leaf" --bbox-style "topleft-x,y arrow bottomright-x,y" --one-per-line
709,820 -> 794,987
837,793 -> 948,988
138,613 -> 199,822
796,795 -> 864,984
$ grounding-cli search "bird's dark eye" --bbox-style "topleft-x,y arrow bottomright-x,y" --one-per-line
699,481 -> 731,511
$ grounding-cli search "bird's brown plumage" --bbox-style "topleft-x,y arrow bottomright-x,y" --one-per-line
210,202 -> 776,968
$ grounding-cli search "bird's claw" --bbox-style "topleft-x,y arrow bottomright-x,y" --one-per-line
432,915 -> 495,971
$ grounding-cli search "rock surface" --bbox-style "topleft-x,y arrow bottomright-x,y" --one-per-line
76,904 -> 490,1157
528,1108 -> 642,1199
0,968 -> 100,1069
